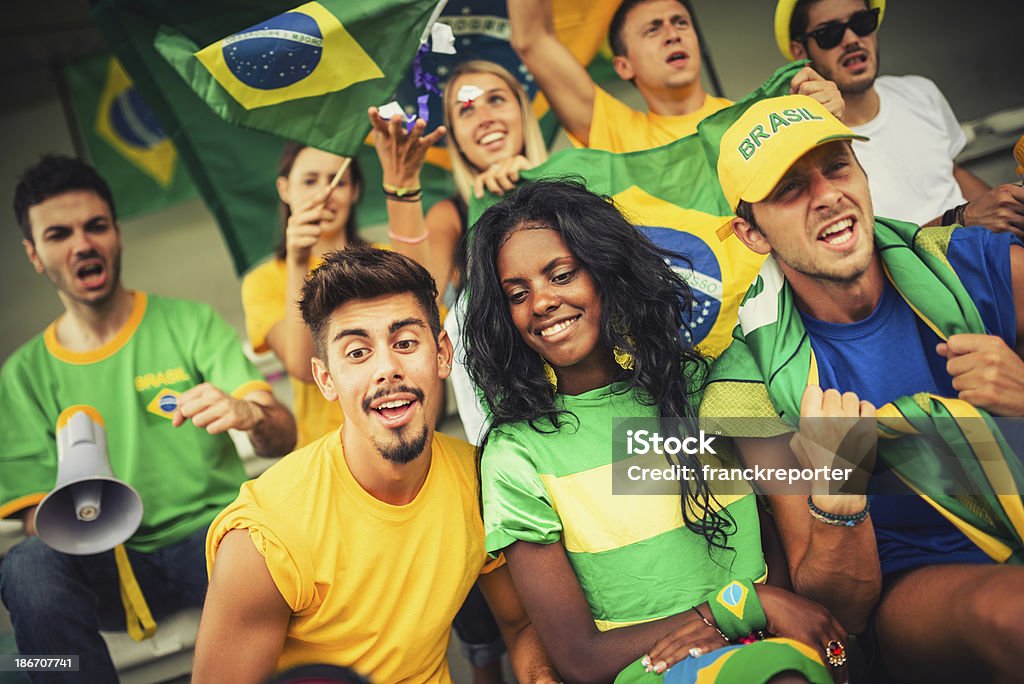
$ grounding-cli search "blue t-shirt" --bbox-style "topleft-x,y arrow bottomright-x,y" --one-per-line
800,227 -> 1019,576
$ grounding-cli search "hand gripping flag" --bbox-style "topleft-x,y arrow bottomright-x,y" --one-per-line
701,218 -> 1024,563
156,0 -> 448,157
469,63 -> 805,358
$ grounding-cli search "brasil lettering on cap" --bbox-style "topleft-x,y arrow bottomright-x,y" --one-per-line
738,108 -> 824,161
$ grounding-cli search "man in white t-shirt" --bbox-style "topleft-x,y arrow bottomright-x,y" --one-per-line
776,0 -> 1024,234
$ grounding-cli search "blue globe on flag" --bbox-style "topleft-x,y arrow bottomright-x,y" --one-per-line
158,394 -> 179,414
109,87 -> 167,149
638,226 -> 723,348
223,12 -> 323,90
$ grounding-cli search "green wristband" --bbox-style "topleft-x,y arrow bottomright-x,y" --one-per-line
704,579 -> 768,641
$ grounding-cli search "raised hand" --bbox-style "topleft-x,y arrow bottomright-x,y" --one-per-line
368,106 -> 447,189
789,66 -> 845,121
791,385 -> 876,481
285,186 -> 332,267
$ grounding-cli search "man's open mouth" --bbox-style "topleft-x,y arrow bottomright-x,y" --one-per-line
818,218 -> 855,246
76,262 -> 107,289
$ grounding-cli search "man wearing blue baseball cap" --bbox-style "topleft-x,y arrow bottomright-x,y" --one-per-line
776,0 -> 1024,236
703,94 -> 1024,682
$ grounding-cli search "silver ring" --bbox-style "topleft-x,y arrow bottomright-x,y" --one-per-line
688,646 -> 703,658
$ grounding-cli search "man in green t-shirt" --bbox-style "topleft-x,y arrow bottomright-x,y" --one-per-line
0,155 -> 296,683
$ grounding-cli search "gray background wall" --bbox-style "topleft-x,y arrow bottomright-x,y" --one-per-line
2,0 -> 1022,360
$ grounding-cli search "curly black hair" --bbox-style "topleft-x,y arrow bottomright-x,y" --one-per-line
463,178 -> 736,550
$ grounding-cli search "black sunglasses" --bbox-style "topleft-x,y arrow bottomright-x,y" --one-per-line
799,7 -> 880,50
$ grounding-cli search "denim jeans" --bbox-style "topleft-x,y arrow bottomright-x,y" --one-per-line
0,526 -> 209,684
452,582 -> 506,667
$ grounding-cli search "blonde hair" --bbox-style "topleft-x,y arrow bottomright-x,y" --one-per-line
442,60 -> 548,202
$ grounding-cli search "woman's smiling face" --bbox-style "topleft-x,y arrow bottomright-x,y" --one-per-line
496,226 -> 616,393
448,71 -> 525,172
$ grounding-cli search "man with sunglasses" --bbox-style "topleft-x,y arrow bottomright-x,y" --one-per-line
777,0 -> 1024,236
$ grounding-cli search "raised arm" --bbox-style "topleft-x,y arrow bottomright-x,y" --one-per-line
477,563 -> 560,683
508,0 -> 596,145
262,186 -> 334,384
368,108 -> 450,292
735,386 -> 882,633
193,529 -> 292,683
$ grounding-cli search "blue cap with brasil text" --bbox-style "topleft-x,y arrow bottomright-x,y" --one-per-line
717,95 -> 867,213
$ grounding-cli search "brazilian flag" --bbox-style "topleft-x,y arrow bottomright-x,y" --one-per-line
470,63 -> 805,358
89,0 -> 615,271
155,0 -> 447,157
63,55 -> 197,218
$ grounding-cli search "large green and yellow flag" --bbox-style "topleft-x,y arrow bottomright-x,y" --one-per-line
155,0 -> 447,157
63,55 -> 197,218
469,62 -> 803,358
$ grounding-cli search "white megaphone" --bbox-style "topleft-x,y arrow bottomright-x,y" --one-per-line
34,405 -> 144,555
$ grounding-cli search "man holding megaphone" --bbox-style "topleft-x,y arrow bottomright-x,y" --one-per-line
0,155 -> 296,683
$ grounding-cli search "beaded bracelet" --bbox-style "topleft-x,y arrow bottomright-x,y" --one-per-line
807,495 -> 870,527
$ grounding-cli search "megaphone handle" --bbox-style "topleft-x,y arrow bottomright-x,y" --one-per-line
113,545 -> 157,641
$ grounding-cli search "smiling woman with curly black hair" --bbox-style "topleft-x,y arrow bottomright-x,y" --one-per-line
462,179 -> 840,684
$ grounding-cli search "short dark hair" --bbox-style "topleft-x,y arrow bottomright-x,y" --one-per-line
609,0 -> 690,57
735,199 -> 758,231
299,246 -> 441,359
14,155 -> 117,241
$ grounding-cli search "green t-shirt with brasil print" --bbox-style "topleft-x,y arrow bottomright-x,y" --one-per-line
482,383 -> 766,630
0,292 -> 268,552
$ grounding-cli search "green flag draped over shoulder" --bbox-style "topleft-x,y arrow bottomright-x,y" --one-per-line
701,218 -> 1024,563
155,0 -> 446,157
63,55 -> 197,218
468,62 -> 804,358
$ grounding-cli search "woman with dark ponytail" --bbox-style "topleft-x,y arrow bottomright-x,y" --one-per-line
463,179 -> 840,684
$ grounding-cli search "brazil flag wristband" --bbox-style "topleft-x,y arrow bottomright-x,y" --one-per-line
704,579 -> 768,641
